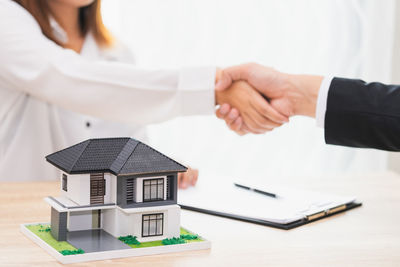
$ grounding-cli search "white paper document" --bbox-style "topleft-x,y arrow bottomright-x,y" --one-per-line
178,177 -> 356,225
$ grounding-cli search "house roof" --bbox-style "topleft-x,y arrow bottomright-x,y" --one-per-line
46,138 -> 187,175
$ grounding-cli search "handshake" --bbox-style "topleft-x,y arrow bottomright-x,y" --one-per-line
214,63 -> 323,135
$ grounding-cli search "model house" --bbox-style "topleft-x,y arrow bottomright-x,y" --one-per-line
45,137 -> 187,242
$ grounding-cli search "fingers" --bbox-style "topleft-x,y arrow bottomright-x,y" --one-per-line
216,84 -> 282,134
231,116 -> 242,131
178,172 -> 184,189
240,99 -> 284,134
242,124 -> 252,133
178,172 -> 189,189
241,110 -> 277,134
235,81 -> 286,133
216,76 -> 288,135
215,103 -> 231,119
190,169 -> 199,186
241,92 -> 281,133
219,107 -> 248,135
216,104 -> 245,136
225,108 -> 247,135
250,93 -> 289,123
231,117 -> 249,136
225,108 -> 240,126
248,97 -> 285,130
216,104 -> 261,136
178,168 -> 199,189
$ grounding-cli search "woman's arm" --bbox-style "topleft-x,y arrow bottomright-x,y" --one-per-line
0,0 -> 215,125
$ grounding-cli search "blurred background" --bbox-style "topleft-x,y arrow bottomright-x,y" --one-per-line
101,0 -> 400,181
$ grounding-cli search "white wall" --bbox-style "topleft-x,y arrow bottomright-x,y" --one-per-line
61,173 -> 90,205
166,206 -> 180,239
104,173 -> 117,204
102,208 -> 118,236
61,173 -> 117,206
102,0 -> 395,180
135,176 -> 167,203
68,210 -> 93,231
103,206 -> 180,241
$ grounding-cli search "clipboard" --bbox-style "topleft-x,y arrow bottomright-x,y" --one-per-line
180,202 -> 362,230
178,178 -> 362,230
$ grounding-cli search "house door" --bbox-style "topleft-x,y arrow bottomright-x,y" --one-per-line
92,210 -> 101,228
90,173 -> 105,205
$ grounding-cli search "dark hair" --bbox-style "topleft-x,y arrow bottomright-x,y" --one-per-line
13,0 -> 113,47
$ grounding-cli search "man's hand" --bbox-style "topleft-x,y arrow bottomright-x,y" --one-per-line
215,63 -> 323,133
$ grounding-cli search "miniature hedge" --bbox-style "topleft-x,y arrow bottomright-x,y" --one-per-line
60,249 -> 85,255
162,237 -> 186,245
180,234 -> 199,240
38,225 -> 51,232
118,235 -> 141,245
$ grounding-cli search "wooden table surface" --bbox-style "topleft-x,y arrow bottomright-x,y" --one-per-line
1,172 -> 400,267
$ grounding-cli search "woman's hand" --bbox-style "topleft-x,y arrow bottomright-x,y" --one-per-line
178,167 -> 199,189
216,104 -> 247,135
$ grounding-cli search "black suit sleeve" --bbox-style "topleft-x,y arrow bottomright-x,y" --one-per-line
325,77 -> 400,151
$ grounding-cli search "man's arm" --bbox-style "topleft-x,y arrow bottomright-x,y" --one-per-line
324,78 -> 400,151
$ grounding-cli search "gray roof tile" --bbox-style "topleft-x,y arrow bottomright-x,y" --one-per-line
46,138 -> 187,175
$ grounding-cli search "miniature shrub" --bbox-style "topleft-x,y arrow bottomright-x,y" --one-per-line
162,237 -> 186,245
38,224 -> 51,232
180,234 -> 199,240
119,235 -> 140,245
60,249 -> 85,255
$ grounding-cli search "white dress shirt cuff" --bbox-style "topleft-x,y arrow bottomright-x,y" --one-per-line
179,66 -> 216,116
316,76 -> 334,128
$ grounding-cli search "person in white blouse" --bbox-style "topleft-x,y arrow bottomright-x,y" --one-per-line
0,1 -> 287,183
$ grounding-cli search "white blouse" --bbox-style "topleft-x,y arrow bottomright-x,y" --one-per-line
0,0 -> 216,181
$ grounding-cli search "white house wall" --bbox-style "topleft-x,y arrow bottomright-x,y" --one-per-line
68,210 -> 93,231
102,208 -> 132,237
61,173 -> 90,206
104,173 -> 117,204
61,173 -> 116,206
166,205 -> 180,239
102,205 -> 180,242
135,176 -> 167,203
102,209 -> 117,236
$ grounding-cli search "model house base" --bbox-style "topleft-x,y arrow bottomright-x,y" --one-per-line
21,138 -> 211,264
21,222 -> 211,264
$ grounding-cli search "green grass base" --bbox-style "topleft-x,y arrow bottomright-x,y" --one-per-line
26,224 -> 205,253
26,224 -> 78,254
180,227 -> 204,243
122,227 -> 205,248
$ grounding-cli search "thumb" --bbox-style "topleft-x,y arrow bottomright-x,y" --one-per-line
215,69 -> 233,91
215,64 -> 251,91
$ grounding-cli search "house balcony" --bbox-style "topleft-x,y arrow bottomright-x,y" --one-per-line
45,196 -> 116,213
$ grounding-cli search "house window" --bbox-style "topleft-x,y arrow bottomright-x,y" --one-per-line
143,178 -> 164,202
126,178 -> 135,203
90,173 -> 105,205
142,213 -> 163,237
62,174 -> 67,192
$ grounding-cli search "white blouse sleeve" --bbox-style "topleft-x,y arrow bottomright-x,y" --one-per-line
0,0 -> 216,125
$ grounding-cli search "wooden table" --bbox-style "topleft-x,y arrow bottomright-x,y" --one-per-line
1,172 -> 400,266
